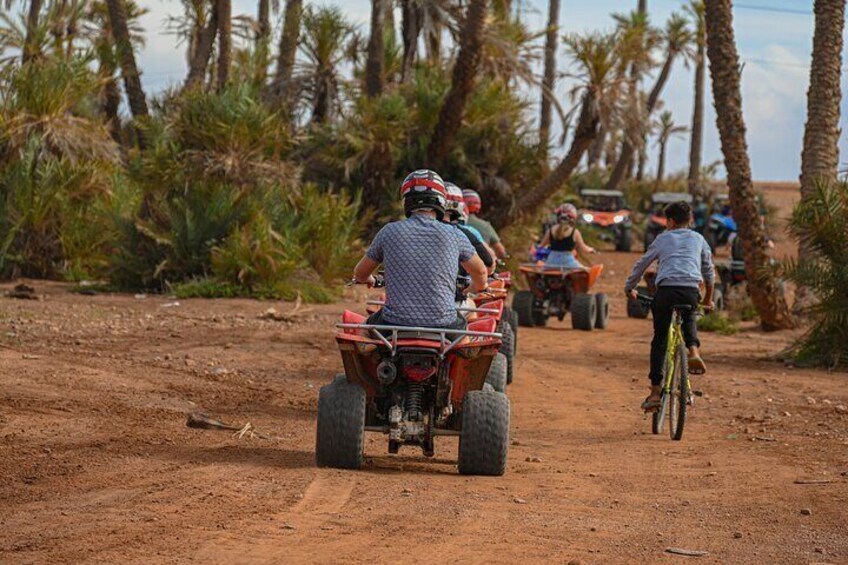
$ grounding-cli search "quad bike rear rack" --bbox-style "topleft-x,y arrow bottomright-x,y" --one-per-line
365,300 -> 500,316
336,323 -> 502,358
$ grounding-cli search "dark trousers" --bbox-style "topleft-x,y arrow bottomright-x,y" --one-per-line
649,286 -> 700,385
367,309 -> 466,330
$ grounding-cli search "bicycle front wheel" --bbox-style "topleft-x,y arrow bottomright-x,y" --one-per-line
668,343 -> 689,440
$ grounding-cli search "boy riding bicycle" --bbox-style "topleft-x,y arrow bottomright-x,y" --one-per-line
623,201 -> 715,411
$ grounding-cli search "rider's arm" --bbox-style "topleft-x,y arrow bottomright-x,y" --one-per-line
461,254 -> 488,292
492,241 -> 508,260
539,228 -> 552,248
700,236 -> 716,307
461,226 -> 494,269
574,229 -> 596,255
353,256 -> 379,284
623,246 -> 659,293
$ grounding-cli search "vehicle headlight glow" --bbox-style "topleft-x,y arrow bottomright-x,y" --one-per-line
613,214 -> 624,223
582,213 -> 594,223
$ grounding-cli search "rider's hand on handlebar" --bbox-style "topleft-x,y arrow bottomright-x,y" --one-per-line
626,289 -> 638,301
701,299 -> 715,313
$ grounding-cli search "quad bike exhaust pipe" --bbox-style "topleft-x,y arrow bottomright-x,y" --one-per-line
376,360 -> 397,385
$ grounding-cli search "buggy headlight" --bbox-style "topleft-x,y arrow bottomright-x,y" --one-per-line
613,215 -> 624,223
582,213 -> 594,223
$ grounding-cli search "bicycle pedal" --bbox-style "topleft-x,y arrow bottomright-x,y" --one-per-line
692,389 -> 704,397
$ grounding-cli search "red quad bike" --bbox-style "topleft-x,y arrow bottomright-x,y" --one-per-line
316,313 -> 509,475
512,263 -> 610,331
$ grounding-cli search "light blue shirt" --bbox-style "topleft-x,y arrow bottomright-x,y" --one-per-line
624,229 -> 714,292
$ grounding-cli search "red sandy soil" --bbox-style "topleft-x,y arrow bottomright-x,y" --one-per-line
1,183 -> 846,564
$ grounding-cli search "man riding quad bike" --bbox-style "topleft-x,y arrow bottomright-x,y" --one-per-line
320,169 -> 510,475
578,189 -> 633,251
644,192 -> 694,252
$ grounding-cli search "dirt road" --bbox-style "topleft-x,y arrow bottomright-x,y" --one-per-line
1,248 -> 847,564
2,184 -> 847,564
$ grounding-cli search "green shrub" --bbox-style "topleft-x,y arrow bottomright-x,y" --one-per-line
697,312 -> 740,335
784,180 -> 848,369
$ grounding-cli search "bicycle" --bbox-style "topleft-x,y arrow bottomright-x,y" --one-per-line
637,294 -> 696,441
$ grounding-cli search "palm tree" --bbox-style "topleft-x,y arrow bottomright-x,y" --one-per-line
607,12 -> 692,190
273,0 -> 302,103
685,0 -> 705,196
796,0 -> 845,311
183,1 -> 218,90
654,110 -> 686,183
298,6 -> 353,124
22,0 -> 43,62
512,32 -> 622,219
105,0 -> 148,128
704,0 -> 793,330
538,0 -> 560,162
426,0 -> 488,170
399,0 -> 421,83
365,0 -> 385,97
216,0 -> 231,91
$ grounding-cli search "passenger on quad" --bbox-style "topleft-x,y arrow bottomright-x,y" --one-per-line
444,182 -> 495,276
462,189 -> 509,260
538,203 -> 597,269
623,201 -> 715,411
353,169 -> 489,329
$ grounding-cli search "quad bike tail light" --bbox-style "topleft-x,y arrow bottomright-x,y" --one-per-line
403,366 -> 437,382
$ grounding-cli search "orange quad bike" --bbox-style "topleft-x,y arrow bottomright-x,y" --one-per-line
316,312 -> 509,475
511,263 -> 609,331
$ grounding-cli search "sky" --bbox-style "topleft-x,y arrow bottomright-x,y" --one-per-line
133,0 -> 847,182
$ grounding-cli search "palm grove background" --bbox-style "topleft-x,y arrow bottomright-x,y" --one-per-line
0,0 -> 846,367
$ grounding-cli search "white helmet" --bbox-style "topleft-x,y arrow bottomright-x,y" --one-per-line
444,182 -> 467,223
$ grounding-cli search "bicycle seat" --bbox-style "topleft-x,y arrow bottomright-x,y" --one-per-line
672,304 -> 695,312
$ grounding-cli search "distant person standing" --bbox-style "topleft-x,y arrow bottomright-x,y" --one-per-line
462,189 -> 509,260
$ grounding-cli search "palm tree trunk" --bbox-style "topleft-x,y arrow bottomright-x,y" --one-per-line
106,0 -> 148,123
796,0 -> 845,311
687,21 -> 706,196
258,0 -> 270,41
365,0 -> 385,98
400,0 -> 421,83
274,0 -> 303,103
511,91 -> 600,221
185,4 -> 218,90
636,148 -> 647,181
538,0 -> 561,161
23,0 -> 44,63
588,124 -> 606,169
607,53 -> 675,190
638,0 -> 647,14
704,0 -> 793,331
426,0 -> 488,170
656,140 -> 667,183
216,0 -> 232,92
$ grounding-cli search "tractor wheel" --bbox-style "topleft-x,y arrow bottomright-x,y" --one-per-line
485,353 -> 508,393
458,390 -> 509,476
499,323 -> 515,385
315,375 -> 366,469
571,293 -> 597,331
594,293 -> 610,329
512,291 -> 535,328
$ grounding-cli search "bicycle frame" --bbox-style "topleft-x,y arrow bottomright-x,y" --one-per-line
662,312 -> 686,394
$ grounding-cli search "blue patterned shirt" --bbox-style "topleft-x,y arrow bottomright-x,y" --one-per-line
366,214 -> 476,327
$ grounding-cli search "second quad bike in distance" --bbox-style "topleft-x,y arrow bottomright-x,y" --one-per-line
318,312 -> 510,476
579,189 -> 633,252
512,263 -> 610,331
644,192 -> 694,252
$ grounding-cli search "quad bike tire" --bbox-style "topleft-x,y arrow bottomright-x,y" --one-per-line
458,389 -> 510,476
615,228 -> 632,252
594,293 -> 610,329
315,375 -> 366,469
505,309 -> 519,352
713,287 -> 725,312
512,291 -> 535,328
626,285 -> 651,319
532,307 -> 548,327
571,293 -> 597,331
485,352 -> 508,393
499,323 -> 515,385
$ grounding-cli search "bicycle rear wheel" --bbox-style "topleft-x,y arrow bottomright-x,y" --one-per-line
668,343 -> 689,440
652,354 -> 672,434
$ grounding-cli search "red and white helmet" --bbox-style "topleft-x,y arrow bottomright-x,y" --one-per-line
556,203 -> 578,221
444,182 -> 467,222
462,189 -> 482,214
400,169 -> 447,219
